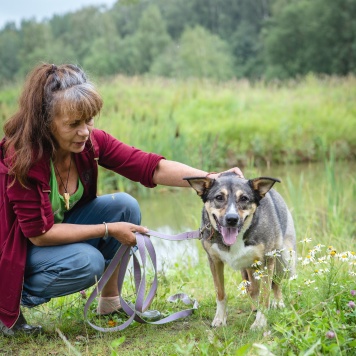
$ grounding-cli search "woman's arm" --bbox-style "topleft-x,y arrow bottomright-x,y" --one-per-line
152,160 -> 207,187
152,159 -> 244,187
29,222 -> 148,247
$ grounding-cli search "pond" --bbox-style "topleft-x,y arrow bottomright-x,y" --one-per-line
136,161 -> 355,270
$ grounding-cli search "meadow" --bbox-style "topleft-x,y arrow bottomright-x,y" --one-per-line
1,74 -> 355,195
0,76 -> 355,355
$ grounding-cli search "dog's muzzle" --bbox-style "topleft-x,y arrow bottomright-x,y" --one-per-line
213,214 -> 240,246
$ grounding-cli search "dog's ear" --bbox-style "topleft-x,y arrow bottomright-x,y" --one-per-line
249,177 -> 281,198
183,177 -> 215,197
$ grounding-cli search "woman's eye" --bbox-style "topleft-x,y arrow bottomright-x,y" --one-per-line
215,195 -> 224,201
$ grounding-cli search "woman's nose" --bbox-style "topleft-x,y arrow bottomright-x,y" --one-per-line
77,123 -> 91,137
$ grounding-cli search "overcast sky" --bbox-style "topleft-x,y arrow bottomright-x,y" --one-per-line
0,0 -> 117,29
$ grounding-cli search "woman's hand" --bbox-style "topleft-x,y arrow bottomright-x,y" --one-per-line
207,167 -> 244,180
108,222 -> 148,246
223,167 -> 244,178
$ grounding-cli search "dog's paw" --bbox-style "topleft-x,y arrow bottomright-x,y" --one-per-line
211,315 -> 227,327
211,297 -> 227,327
271,300 -> 285,309
250,311 -> 267,329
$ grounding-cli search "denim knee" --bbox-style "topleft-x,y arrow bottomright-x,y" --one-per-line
24,244 -> 106,300
108,192 -> 141,225
74,246 -> 106,288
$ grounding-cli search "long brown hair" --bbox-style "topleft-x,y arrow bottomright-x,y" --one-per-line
3,63 -> 103,187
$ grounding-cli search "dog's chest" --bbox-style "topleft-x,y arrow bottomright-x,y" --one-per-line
209,238 -> 263,270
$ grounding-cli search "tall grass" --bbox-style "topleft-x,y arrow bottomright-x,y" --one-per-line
1,75 -> 355,195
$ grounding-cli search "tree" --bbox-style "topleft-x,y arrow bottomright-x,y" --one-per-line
264,0 -> 356,78
134,5 -> 172,73
82,13 -> 123,76
151,26 -> 234,80
17,20 -> 54,76
0,23 -> 20,82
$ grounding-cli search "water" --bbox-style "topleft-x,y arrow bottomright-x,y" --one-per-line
137,161 -> 355,269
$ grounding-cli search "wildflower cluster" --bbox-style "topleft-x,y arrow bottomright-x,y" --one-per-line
253,267 -> 268,280
298,239 -> 356,277
249,248 -> 296,282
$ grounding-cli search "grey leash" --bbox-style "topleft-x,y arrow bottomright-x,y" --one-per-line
84,229 -> 201,332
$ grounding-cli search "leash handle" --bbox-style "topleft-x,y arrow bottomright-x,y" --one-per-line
84,231 -> 199,332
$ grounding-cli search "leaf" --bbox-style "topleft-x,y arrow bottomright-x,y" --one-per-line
235,343 -> 252,355
302,339 -> 321,356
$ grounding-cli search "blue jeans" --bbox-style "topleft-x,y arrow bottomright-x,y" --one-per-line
22,192 -> 141,307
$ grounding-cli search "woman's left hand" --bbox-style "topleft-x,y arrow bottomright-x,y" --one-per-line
207,167 -> 244,179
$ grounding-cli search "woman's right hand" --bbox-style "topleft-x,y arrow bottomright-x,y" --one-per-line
108,222 -> 149,246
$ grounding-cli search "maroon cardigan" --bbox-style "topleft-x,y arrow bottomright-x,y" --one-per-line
0,129 -> 164,328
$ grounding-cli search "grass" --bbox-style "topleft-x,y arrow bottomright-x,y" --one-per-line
1,74 -> 356,195
1,157 -> 355,355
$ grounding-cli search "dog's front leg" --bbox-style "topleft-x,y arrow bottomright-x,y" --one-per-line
250,258 -> 275,329
208,257 -> 227,327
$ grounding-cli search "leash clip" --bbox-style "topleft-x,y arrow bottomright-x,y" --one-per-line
199,223 -> 211,239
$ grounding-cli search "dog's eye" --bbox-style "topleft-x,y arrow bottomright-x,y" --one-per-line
215,195 -> 224,202
240,196 -> 249,203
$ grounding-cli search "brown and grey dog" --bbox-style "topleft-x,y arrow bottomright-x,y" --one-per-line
184,172 -> 296,329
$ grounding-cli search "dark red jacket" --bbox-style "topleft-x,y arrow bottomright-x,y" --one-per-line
0,129 -> 164,328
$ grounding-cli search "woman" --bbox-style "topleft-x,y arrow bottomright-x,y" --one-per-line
0,63 -> 243,336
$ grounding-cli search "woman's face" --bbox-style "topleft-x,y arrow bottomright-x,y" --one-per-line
51,115 -> 94,154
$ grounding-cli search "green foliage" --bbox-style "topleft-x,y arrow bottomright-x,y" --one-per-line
151,25 -> 234,80
135,5 -> 172,73
265,0 -> 356,78
1,0 -> 356,81
0,24 -> 20,84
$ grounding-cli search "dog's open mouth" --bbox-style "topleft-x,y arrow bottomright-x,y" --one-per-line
213,215 -> 239,246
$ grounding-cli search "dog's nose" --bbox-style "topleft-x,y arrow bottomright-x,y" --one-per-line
225,213 -> 239,226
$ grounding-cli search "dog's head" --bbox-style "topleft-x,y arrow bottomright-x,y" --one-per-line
184,172 -> 280,246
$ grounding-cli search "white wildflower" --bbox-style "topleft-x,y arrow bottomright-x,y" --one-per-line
300,238 -> 312,244
312,268 -> 329,276
265,249 -> 281,258
338,253 -> 349,262
251,260 -> 262,268
349,261 -> 356,267
315,256 -> 328,264
304,279 -> 315,286
237,280 -> 251,295
313,244 -> 324,252
302,254 -> 314,265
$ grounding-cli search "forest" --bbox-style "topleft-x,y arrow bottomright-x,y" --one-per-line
1,0 -> 356,84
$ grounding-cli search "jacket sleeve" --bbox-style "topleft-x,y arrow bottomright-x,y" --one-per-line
6,178 -> 54,238
93,129 -> 165,188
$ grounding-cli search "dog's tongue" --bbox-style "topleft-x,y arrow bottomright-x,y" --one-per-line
221,227 -> 239,246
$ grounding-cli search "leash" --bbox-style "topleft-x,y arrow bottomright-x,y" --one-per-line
84,229 -> 201,332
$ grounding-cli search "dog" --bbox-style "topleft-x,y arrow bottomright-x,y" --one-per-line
184,172 -> 296,329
